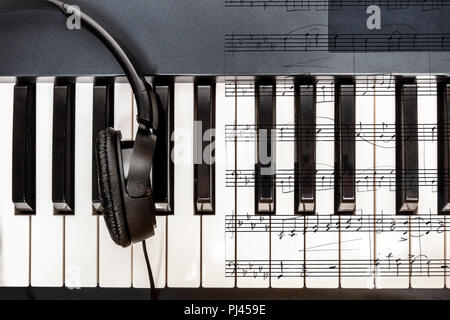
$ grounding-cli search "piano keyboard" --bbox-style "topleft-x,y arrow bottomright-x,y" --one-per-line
0,76 -> 449,290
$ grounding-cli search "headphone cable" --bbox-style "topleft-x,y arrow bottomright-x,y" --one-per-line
142,240 -> 157,300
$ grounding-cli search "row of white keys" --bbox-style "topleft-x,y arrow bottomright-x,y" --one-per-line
168,83 -> 200,287
98,83 -> 133,287
236,83 -> 270,288
411,77 -> 444,288
134,82 -> 238,288
373,77 -> 446,288
0,83 -> 30,286
340,78 -> 375,288
306,80 -> 338,288
271,82 -> 303,288
2,78 -> 448,289
65,82 -> 97,288
1,81 -> 133,287
32,81 -> 169,288
202,82 -> 235,287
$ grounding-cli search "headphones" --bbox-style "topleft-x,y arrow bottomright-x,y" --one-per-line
3,0 -> 160,248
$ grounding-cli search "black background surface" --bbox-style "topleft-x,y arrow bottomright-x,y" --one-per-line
0,0 -> 449,75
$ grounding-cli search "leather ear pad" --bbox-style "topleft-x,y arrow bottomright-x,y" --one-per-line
96,128 -> 131,248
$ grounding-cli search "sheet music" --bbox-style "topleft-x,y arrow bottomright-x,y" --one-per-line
225,214 -> 447,279
223,75 -> 448,286
225,77 -> 439,97
223,0 -> 450,75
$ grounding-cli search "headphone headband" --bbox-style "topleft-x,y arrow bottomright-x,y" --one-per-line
1,0 -> 157,130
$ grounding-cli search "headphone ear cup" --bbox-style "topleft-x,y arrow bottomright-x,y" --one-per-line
96,128 -> 131,248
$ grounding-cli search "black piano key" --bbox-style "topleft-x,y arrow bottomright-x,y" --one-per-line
12,84 -> 36,214
52,84 -> 76,214
152,83 -> 175,214
255,84 -> 276,214
194,84 -> 215,214
396,83 -> 419,214
335,84 -> 356,214
92,83 -> 114,213
295,84 -> 316,214
438,83 -> 450,214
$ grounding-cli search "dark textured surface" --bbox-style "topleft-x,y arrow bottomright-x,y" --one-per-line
328,0 -> 450,52
1,287 -> 450,300
0,0 -> 449,76
96,128 -> 130,248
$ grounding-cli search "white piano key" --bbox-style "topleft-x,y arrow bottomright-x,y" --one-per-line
374,76 -> 396,216
410,215 -> 445,288
64,82 -> 97,288
305,81 -> 339,288
31,82 -> 64,287
167,82 -> 200,287
411,78 -> 444,288
341,79 -> 375,288
374,76 -> 409,288
271,213 -> 304,288
98,82 -> 133,287
375,215 -> 410,288
202,82 -> 235,288
236,83 -> 270,288
275,86 -> 294,214
271,82 -> 303,288
0,83 -> 30,287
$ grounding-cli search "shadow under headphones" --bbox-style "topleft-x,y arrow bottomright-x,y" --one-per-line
4,1 -> 160,251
